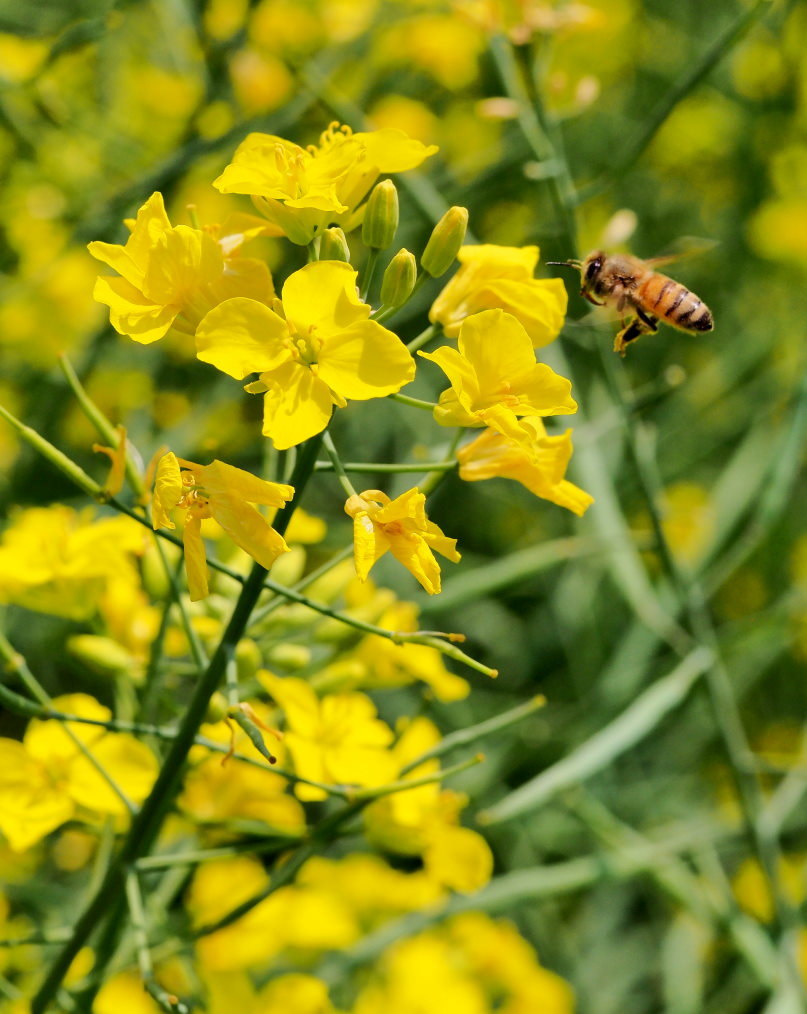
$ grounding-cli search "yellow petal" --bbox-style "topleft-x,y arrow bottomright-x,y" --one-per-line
387,533 -> 443,595
197,460 -> 293,507
419,346 -> 479,413
423,826 -> 493,893
93,276 -> 177,344
352,511 -> 390,581
67,733 -> 159,814
209,493 -> 289,571
318,321 -> 415,400
0,740 -> 74,851
152,452 -> 184,530
207,256 -> 275,306
196,297 -> 291,380
353,128 -> 439,172
183,512 -> 209,600
457,308 -> 537,391
281,261 -> 369,336
261,362 -> 333,450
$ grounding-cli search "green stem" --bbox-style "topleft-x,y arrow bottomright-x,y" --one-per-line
30,435 -> 324,1014
360,247 -> 379,301
406,324 -> 436,353
321,431 -> 358,498
350,752 -> 484,803
126,871 -> 190,1013
314,460 -> 456,474
388,392 -> 438,411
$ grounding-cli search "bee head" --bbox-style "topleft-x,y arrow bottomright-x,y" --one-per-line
582,251 -> 605,289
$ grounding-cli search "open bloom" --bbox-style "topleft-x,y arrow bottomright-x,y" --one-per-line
88,192 -> 274,344
260,674 -> 398,801
195,261 -> 415,449
0,694 -> 158,852
345,488 -> 460,595
420,308 -> 577,428
457,414 -> 593,516
153,453 -> 293,600
430,243 -> 567,347
214,122 -> 438,243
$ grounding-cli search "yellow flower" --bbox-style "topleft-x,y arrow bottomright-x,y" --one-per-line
152,452 -> 293,600
430,244 -> 568,347
195,260 -> 415,449
0,506 -> 145,621
345,487 -> 460,595
420,308 -> 577,428
0,694 -> 159,852
260,674 -> 397,801
457,414 -> 593,516
88,192 -> 275,344
213,121 -> 438,243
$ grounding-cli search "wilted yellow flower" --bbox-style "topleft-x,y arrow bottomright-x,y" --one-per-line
457,414 -> 593,516
0,506 -> 144,621
0,694 -> 158,852
260,673 -> 397,800
213,121 -> 438,243
196,260 -> 414,448
88,192 -> 275,344
345,487 -> 460,595
420,308 -> 577,429
430,244 -> 567,346
152,452 -> 293,600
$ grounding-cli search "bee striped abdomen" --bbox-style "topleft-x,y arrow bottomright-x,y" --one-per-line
639,273 -> 713,333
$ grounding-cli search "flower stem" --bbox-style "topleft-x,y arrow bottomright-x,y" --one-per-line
321,431 -> 358,497
388,392 -> 437,411
360,247 -> 379,301
406,323 -> 437,353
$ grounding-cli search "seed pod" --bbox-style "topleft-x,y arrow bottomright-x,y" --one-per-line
362,180 -> 399,250
320,226 -> 350,262
380,248 -> 417,307
421,206 -> 469,277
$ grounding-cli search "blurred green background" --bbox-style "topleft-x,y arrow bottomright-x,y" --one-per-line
1,0 -> 806,1011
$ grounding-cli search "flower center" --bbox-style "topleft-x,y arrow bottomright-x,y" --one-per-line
273,145 -> 308,199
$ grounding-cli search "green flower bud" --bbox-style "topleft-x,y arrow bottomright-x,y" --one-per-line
235,637 -> 262,680
67,635 -> 139,681
319,227 -> 350,262
205,691 -> 229,724
421,206 -> 469,277
266,643 -> 312,670
380,248 -> 417,307
362,180 -> 399,250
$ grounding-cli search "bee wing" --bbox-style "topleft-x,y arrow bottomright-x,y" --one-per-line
643,236 -> 718,270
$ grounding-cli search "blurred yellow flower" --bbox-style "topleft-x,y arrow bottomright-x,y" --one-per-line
345,487 -> 460,595
420,309 -> 577,428
0,694 -> 158,852
353,598 -> 470,701
0,506 -> 145,621
153,452 -> 293,599
89,192 -> 275,344
260,674 -> 397,800
214,121 -> 438,243
196,261 -> 414,448
430,244 -> 567,347
457,414 -> 593,516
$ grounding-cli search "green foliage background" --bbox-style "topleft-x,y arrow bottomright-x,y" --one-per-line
0,0 -> 806,1011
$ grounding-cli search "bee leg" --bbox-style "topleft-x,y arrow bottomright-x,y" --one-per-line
635,307 -> 659,333
581,290 -> 605,307
614,318 -> 644,356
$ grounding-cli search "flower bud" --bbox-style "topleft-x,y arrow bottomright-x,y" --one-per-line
380,248 -> 417,307
266,643 -> 312,670
362,180 -> 399,250
319,227 -> 350,262
421,206 -> 469,277
67,635 -> 140,681
205,691 -> 229,724
236,637 -> 262,680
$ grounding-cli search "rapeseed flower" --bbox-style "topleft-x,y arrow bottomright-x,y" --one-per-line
457,414 -> 593,515
213,121 -> 438,243
430,243 -> 567,346
195,260 -> 414,448
0,694 -> 158,852
420,308 -> 577,428
152,452 -> 293,600
260,674 -> 397,800
88,192 -> 274,344
345,487 -> 460,595
0,505 -> 144,621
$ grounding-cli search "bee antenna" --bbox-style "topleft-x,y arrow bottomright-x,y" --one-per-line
546,260 -> 581,269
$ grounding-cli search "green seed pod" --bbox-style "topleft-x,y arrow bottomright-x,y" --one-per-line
421,206 -> 469,277
380,248 -> 417,307
362,180 -> 399,250
320,227 -> 350,262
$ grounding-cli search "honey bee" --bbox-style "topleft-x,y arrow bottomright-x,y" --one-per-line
548,250 -> 713,355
